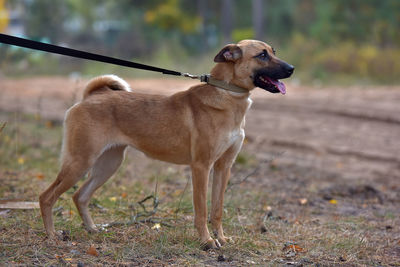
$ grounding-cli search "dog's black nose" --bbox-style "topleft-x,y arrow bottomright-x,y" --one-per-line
286,64 -> 295,75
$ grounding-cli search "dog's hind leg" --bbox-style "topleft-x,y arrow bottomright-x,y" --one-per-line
39,156 -> 95,238
73,145 -> 127,232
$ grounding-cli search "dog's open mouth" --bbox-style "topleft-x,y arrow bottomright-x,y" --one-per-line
254,74 -> 286,94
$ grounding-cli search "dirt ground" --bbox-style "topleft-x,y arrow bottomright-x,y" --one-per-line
1,77 -> 399,265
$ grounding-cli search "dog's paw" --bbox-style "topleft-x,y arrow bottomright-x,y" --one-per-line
43,230 -> 65,244
43,231 -> 57,242
86,223 -> 110,233
217,235 -> 233,246
201,238 -> 221,251
212,230 -> 233,246
86,226 -> 99,233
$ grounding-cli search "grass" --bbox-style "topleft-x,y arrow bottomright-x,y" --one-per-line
0,111 -> 399,266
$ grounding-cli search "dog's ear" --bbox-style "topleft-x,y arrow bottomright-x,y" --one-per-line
214,44 -> 243,63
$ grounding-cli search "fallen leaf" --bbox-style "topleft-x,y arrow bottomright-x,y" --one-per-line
299,198 -> 308,205
109,197 -> 117,202
283,243 -> 305,253
151,223 -> 161,230
36,173 -> 45,180
290,244 -> 304,252
87,244 -> 99,256
262,205 -> 272,211
17,157 -> 25,165
329,199 -> 338,205
121,192 -> 127,198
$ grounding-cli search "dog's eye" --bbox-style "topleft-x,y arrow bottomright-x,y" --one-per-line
256,50 -> 269,61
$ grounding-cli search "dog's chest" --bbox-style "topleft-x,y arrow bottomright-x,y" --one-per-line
214,97 -> 252,156
234,97 -> 252,128
230,96 -> 252,129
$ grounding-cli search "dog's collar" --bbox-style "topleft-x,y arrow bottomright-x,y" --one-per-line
200,75 -> 249,94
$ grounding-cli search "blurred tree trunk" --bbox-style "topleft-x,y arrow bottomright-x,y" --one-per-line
252,0 -> 264,40
221,0 -> 233,44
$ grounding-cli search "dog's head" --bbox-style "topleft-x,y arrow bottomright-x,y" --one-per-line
213,40 -> 294,94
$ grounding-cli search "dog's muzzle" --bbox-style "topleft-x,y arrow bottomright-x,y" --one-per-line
253,62 -> 294,94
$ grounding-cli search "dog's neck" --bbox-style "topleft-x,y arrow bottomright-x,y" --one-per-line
205,76 -> 248,94
210,63 -> 234,82
209,63 -> 254,94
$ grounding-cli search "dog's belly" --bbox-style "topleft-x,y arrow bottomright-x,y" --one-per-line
134,142 -> 191,165
123,133 -> 192,165
144,152 -> 190,165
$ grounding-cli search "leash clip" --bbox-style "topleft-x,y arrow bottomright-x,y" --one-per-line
181,73 -> 210,83
200,74 -> 210,83
182,73 -> 210,83
182,73 -> 200,79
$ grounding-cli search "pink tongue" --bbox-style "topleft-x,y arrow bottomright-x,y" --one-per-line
265,77 -> 286,94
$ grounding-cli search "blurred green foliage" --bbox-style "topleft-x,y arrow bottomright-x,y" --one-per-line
232,28 -> 254,43
144,0 -> 201,33
1,0 -> 400,84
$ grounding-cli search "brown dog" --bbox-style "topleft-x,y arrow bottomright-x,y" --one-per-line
39,40 -> 294,249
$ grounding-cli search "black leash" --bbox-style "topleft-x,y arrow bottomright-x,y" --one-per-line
0,33 -> 183,76
0,33 -> 249,93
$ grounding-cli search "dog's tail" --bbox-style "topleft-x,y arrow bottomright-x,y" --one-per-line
83,75 -> 131,99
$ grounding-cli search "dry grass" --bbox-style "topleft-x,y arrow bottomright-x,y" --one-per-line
0,111 -> 399,266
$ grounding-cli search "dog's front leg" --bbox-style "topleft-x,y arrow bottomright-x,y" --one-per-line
210,161 -> 231,245
191,162 -> 219,250
211,136 -> 244,245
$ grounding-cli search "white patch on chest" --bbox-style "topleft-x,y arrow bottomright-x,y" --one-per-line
240,97 -> 252,129
214,97 -> 251,159
246,97 -> 253,112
